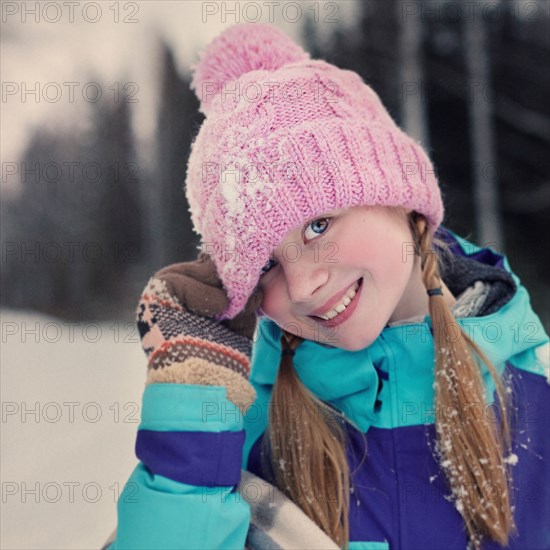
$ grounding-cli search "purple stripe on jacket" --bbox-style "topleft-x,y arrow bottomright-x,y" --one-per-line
136,429 -> 246,487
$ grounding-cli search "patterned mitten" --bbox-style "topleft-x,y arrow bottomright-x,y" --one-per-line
136,252 -> 263,411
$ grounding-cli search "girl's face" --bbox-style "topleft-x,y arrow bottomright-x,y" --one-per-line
258,205 -> 427,351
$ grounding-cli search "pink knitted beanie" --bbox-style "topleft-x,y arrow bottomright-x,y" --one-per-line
186,23 -> 444,320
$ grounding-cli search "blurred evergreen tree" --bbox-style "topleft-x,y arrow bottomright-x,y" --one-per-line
149,39 -> 203,270
1,79 -> 143,319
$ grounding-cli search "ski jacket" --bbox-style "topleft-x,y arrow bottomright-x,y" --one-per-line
106,228 -> 550,549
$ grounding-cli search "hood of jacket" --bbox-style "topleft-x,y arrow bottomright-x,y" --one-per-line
248,227 -> 549,434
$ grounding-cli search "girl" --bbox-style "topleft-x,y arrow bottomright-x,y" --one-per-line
105,23 -> 550,550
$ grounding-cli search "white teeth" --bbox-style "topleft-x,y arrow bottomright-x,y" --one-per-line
315,279 -> 361,320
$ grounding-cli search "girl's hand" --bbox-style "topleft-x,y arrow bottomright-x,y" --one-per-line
136,252 -> 263,410
155,251 -> 263,340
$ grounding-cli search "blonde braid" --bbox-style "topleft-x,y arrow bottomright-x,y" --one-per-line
412,213 -> 516,548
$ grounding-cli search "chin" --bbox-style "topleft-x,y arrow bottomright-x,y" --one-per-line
329,324 -> 384,351
340,340 -> 373,352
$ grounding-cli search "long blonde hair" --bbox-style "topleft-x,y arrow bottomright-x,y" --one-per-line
262,210 -> 516,549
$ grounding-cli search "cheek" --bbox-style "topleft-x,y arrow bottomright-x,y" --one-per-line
332,238 -> 356,264
259,279 -> 289,319
380,246 -> 407,281
363,231 -> 410,283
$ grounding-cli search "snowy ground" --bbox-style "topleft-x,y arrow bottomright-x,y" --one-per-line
1,309 -> 146,549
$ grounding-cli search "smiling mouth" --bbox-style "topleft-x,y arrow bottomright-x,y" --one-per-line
308,278 -> 363,321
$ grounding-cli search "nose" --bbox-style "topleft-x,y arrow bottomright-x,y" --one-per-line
282,257 -> 328,307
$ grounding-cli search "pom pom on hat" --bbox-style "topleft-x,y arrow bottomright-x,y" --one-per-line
190,22 -> 310,115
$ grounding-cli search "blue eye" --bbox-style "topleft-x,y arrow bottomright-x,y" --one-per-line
303,217 -> 330,241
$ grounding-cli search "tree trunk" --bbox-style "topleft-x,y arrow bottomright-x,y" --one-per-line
463,0 -> 504,249
398,0 -> 429,147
